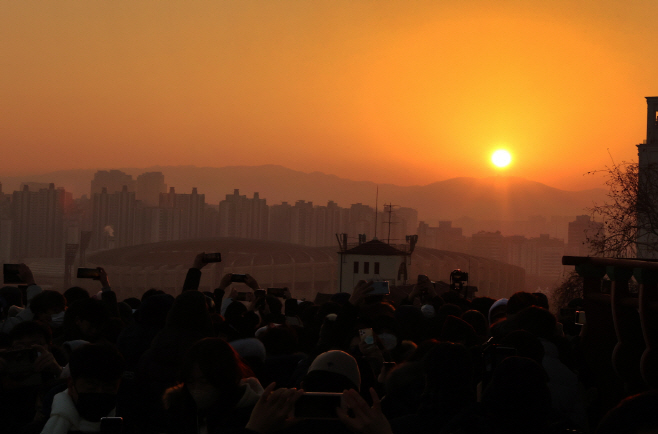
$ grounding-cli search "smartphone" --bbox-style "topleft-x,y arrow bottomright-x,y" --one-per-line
100,417 -> 124,434
77,268 -> 100,280
3,264 -> 24,284
294,392 -> 342,419
369,281 -> 390,295
359,328 -> 375,346
254,289 -> 266,298
231,274 -> 247,283
267,287 -> 287,297
201,253 -> 222,263
235,292 -> 248,301
575,311 -> 586,325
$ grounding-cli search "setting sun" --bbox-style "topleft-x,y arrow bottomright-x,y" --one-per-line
492,150 -> 512,168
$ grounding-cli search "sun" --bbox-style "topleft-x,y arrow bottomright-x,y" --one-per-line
491,149 -> 512,168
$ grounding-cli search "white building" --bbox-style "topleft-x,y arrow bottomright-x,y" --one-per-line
338,238 -> 411,293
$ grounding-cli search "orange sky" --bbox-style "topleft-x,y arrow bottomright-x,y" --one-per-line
1,0 -> 656,190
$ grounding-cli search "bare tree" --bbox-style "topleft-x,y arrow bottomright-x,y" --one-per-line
551,271 -> 583,312
587,160 -> 658,258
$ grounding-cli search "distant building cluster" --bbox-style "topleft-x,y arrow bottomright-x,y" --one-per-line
0,169 -> 602,291
417,215 -> 602,289
0,170 -> 417,259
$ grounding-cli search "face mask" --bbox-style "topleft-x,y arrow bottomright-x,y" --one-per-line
74,392 -> 117,422
377,333 -> 398,351
188,385 -> 220,410
50,311 -> 65,328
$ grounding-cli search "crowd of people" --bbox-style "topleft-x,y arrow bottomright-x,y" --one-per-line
0,253 -> 655,434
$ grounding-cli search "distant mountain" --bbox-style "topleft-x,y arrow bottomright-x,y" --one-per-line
0,165 -> 607,221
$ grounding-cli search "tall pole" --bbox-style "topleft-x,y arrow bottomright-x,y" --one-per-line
374,186 -> 378,239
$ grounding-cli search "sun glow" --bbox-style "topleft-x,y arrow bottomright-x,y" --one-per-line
492,150 -> 512,168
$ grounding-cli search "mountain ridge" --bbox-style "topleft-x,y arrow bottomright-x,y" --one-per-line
0,165 -> 607,222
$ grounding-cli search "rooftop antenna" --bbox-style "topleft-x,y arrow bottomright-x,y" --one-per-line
374,185 -> 379,240
386,203 -> 399,244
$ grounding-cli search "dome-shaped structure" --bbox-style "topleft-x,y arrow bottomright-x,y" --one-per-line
86,238 -> 524,301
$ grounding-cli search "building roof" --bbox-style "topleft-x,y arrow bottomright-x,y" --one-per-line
341,239 -> 409,256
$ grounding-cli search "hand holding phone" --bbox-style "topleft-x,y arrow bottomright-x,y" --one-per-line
245,383 -> 303,433
201,253 -> 222,263
77,268 -> 101,280
231,274 -> 247,283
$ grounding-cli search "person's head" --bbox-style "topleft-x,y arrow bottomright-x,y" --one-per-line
29,290 -> 66,327
166,291 -> 213,337
142,288 -> 165,302
470,297 -> 496,321
506,292 -> 538,317
67,298 -> 110,340
303,350 -> 361,392
178,338 -> 251,410
63,287 -> 90,305
67,344 -> 125,422
516,306 -> 557,340
439,315 -> 477,346
500,330 -> 545,365
488,298 -> 508,324
9,320 -> 52,349
122,297 -> 141,311
481,356 -> 551,430
424,342 -> 474,406
461,309 -> 488,341
259,325 -> 298,356
532,292 -> 549,310
597,391 -> 658,434
136,293 -> 174,329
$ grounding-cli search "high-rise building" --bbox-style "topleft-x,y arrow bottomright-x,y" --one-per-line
290,200 -> 314,246
136,172 -> 167,207
311,201 -> 347,247
269,202 -> 292,243
11,183 -> 66,258
349,203 -> 375,240
417,220 -> 465,252
91,170 -> 136,196
91,186 -> 137,250
218,190 -> 268,239
471,231 -> 505,262
567,215 -> 603,256
159,187 -> 205,239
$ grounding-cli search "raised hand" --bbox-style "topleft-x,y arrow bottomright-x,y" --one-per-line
337,388 -> 393,434
192,252 -> 208,270
245,383 -> 303,434
349,280 -> 374,306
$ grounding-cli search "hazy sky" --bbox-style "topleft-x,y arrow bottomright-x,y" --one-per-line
2,1 -> 656,190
